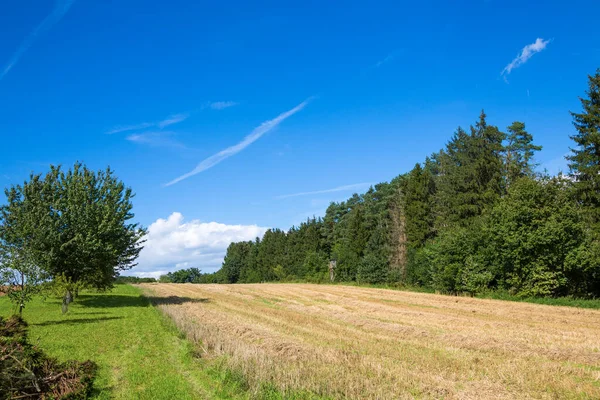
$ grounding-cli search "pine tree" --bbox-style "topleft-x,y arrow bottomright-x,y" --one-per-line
505,122 -> 542,186
568,69 -> 600,228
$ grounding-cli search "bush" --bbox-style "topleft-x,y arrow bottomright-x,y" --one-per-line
357,254 -> 388,284
0,315 -> 97,399
114,276 -> 156,284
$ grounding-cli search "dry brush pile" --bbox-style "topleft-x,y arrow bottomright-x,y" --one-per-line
0,315 -> 97,399
142,283 -> 600,399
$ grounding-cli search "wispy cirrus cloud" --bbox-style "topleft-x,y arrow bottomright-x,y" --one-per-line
374,52 -> 395,68
0,0 -> 75,81
157,113 -> 188,128
501,38 -> 550,81
126,131 -> 187,149
276,182 -> 373,199
106,113 -> 189,134
165,98 -> 313,186
207,101 -> 238,110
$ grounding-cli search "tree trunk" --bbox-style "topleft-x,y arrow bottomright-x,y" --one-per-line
19,272 -> 25,316
62,289 -> 73,314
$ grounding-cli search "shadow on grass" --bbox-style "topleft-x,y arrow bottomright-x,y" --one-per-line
33,316 -> 124,326
76,294 -> 209,308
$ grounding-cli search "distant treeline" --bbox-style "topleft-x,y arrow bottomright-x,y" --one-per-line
115,276 -> 156,284
163,70 -> 600,298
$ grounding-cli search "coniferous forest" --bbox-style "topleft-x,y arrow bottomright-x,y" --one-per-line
164,69 -> 600,298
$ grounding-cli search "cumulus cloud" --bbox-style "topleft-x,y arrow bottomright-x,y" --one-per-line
501,38 -> 550,80
165,97 -> 313,186
128,212 -> 268,277
0,0 -> 75,81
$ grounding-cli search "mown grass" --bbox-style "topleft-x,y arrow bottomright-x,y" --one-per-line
282,280 -> 600,309
146,283 -> 600,399
0,285 -> 253,399
474,290 -> 600,309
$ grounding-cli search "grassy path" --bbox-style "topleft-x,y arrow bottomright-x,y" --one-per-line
0,285 -> 242,399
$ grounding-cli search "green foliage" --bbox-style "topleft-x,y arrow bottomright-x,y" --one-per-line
50,273 -> 88,314
505,121 -> 542,186
423,225 -> 488,293
568,68 -> 600,230
0,163 -> 146,307
158,267 -> 221,284
173,72 -> 600,300
272,265 -> 286,281
331,241 -> 359,281
434,112 -> 505,227
114,275 -> 156,284
402,163 -> 435,248
302,251 -> 328,282
357,253 -> 388,284
0,248 -> 47,315
487,176 -> 588,297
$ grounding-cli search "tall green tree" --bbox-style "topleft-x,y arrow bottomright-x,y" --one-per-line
487,176 -> 588,296
0,163 -> 146,312
435,112 -> 505,227
568,69 -> 600,229
505,122 -> 542,186
403,163 -> 435,248
221,241 -> 253,283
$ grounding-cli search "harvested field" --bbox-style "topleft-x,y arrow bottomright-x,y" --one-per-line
141,283 -> 600,399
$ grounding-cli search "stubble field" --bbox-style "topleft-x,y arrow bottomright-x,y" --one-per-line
141,283 -> 600,399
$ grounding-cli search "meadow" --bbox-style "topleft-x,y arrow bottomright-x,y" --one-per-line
143,283 -> 600,399
0,285 -> 247,399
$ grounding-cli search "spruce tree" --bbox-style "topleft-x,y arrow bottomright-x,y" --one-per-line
404,163 -> 434,248
568,69 -> 600,228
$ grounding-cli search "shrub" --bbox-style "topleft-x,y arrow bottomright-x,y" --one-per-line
357,254 -> 388,284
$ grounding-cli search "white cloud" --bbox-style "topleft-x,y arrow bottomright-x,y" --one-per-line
165,98 -> 313,186
128,212 -> 268,277
107,113 -> 189,135
0,0 -> 75,81
126,131 -> 186,149
129,270 -> 170,279
157,113 -> 189,128
208,101 -> 238,110
501,38 -> 550,80
374,52 -> 395,68
276,182 -> 373,199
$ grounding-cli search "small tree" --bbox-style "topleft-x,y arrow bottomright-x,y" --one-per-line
0,248 -> 47,315
0,163 -> 146,313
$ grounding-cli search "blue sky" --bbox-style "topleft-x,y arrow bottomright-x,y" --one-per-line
1,0 -> 599,276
